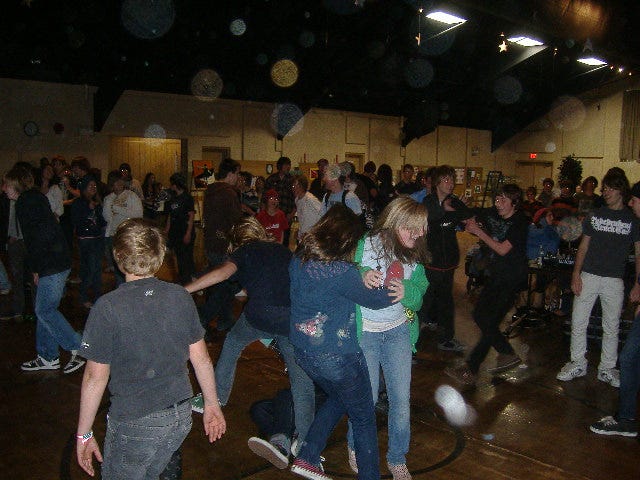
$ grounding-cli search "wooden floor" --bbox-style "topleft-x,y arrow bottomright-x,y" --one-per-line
1,231 -> 639,479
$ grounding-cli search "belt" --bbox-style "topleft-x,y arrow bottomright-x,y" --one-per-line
166,397 -> 191,409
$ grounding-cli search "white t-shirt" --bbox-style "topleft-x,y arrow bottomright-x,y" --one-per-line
103,189 -> 144,237
46,184 -> 64,218
360,235 -> 417,332
295,192 -> 323,237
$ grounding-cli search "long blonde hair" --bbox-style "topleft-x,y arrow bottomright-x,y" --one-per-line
227,216 -> 273,252
368,196 -> 429,265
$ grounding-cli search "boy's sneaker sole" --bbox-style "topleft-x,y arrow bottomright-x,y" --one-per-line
248,437 -> 289,469
590,425 -> 638,437
291,459 -> 331,480
488,355 -> 522,374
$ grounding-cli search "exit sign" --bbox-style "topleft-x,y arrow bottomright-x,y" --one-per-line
529,153 -> 537,159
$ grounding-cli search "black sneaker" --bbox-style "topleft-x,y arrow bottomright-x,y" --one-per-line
438,339 -> 466,352
590,416 -> 638,437
63,351 -> 86,374
248,436 -> 289,469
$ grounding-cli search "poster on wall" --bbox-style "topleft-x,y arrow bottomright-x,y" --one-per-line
454,167 -> 465,185
192,160 -> 214,189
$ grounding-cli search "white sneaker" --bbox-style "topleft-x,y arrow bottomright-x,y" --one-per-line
597,368 -> 620,387
387,462 -> 412,480
347,447 -> 358,473
556,361 -> 587,381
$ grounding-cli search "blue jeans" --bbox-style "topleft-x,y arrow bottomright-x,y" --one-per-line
214,313 -> 315,443
78,237 -> 103,303
295,350 -> 380,480
0,257 -> 11,291
619,313 -> 640,420
347,322 -> 412,465
102,401 -> 192,480
35,269 -> 81,361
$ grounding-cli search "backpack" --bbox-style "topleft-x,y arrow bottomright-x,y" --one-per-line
324,190 -> 370,229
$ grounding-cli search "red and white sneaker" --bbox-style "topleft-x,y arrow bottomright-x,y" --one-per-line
291,458 -> 332,480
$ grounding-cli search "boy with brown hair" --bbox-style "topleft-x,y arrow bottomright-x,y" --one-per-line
76,218 -> 225,479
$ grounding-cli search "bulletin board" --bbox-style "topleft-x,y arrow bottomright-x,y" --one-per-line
452,167 -> 483,206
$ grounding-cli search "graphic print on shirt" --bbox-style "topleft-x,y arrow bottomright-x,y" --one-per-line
295,312 -> 328,338
485,215 -> 512,242
590,216 -> 632,235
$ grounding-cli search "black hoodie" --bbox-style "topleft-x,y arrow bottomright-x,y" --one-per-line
423,193 -> 473,268
16,189 -> 71,277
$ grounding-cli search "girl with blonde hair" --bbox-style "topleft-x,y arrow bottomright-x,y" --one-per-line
289,204 -> 405,480
346,196 -> 429,480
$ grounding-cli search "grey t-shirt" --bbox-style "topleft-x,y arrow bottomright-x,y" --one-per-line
322,190 -> 362,215
582,207 -> 640,279
81,277 -> 204,420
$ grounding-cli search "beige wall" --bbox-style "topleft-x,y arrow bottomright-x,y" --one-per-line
0,78 -> 108,171
494,78 -> 640,189
0,78 -> 495,184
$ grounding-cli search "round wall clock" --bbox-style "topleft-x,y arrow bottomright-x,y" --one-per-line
23,121 -> 39,137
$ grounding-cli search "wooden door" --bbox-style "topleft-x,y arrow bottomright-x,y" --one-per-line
515,161 -> 553,191
109,137 -> 181,189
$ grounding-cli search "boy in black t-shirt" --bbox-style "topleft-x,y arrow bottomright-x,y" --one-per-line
76,219 -> 225,479
445,184 -> 528,386
557,169 -> 640,387
165,173 -> 196,285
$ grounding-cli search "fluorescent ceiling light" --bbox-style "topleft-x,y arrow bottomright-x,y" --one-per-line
577,57 -> 607,66
507,36 -> 544,47
425,11 -> 466,24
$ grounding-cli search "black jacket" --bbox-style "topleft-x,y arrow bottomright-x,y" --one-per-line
16,189 -> 71,277
423,193 -> 472,268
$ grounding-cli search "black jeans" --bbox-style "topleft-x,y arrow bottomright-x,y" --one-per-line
198,252 -> 238,332
466,276 -> 519,373
171,236 -> 195,286
7,239 -> 33,315
421,268 -> 456,342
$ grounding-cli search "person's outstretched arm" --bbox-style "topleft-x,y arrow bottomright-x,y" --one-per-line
184,261 -> 237,294
189,339 -> 226,442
